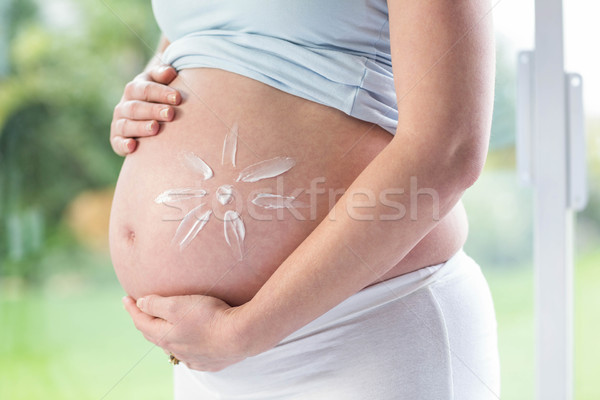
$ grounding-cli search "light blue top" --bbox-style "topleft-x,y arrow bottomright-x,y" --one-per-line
151,0 -> 397,134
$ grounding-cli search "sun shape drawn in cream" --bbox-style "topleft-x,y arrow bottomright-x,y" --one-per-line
154,123 -> 303,261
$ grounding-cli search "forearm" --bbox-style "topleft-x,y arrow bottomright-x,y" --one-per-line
232,0 -> 495,358
238,131 -> 482,355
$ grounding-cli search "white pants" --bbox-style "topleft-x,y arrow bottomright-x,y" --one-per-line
174,249 -> 500,399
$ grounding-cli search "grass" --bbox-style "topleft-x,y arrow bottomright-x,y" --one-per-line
1,249 -> 599,399
485,264 -> 535,399
0,281 -> 172,399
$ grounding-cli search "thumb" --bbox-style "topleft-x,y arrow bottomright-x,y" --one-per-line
150,64 -> 178,84
137,294 -> 180,321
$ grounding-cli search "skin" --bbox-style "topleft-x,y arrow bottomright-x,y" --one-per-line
110,37 -> 179,156
110,66 -> 467,305
119,0 -> 495,372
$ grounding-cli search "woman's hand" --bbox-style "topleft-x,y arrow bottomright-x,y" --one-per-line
110,65 -> 181,156
122,294 -> 251,372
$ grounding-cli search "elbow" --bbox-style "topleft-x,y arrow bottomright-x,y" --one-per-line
393,121 -> 491,194
422,127 -> 489,193
450,132 -> 489,190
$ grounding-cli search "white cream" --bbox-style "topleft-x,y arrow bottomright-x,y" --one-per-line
221,123 -> 238,167
173,204 -> 212,251
236,156 -> 296,183
223,210 -> 245,261
154,188 -> 207,204
251,193 -> 307,209
216,185 -> 234,205
183,152 -> 213,180
156,125 -> 302,254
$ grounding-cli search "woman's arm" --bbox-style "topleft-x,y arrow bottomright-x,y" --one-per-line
236,0 -> 495,355
125,0 -> 495,370
110,35 -> 181,156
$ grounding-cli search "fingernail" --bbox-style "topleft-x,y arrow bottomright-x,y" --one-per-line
136,297 -> 145,310
159,65 -> 171,74
160,108 -> 170,119
146,121 -> 156,132
125,139 -> 136,152
167,93 -> 177,104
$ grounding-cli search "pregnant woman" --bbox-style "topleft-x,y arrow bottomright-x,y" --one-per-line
109,0 -> 500,398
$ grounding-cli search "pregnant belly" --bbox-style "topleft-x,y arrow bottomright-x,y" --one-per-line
109,69 -> 467,306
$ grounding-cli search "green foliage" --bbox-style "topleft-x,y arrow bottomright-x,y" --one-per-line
3,0 -> 38,41
463,170 -> 534,269
0,0 -> 159,276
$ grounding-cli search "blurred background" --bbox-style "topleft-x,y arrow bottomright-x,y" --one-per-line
0,0 -> 598,399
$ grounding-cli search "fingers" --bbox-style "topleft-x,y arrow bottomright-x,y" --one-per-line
124,80 -> 180,105
123,296 -> 171,344
111,99 -> 173,153
109,64 -> 181,157
149,64 -> 179,85
111,136 -> 137,157
137,294 -> 184,322
116,100 -> 175,122
112,117 -> 160,139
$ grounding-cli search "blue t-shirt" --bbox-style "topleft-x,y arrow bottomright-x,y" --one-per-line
152,0 -> 397,134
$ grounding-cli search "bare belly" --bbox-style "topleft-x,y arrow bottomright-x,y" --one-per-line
109,69 -> 468,306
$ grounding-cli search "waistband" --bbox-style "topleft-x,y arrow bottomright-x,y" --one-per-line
280,248 -> 477,344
